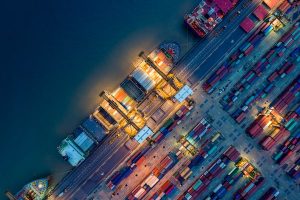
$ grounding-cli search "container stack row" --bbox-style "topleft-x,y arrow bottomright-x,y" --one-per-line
287,157 -> 300,180
233,177 -> 265,200
202,20 -> 273,94
273,132 -> 300,165
186,118 -> 211,145
127,153 -> 179,200
246,115 -> 273,138
268,47 -> 300,83
270,75 -> 300,114
178,146 -> 240,200
149,180 -> 177,200
151,105 -> 192,143
188,132 -> 223,168
205,165 -> 243,200
221,23 -> 300,111
260,127 -> 290,151
229,47 -> 300,123
258,187 -> 280,200
174,160 -> 193,186
107,167 -> 133,190
107,146 -> 152,190
284,106 -> 300,132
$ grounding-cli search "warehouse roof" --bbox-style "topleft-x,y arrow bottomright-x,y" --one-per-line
174,85 -> 193,103
253,5 -> 269,20
240,17 -> 255,33
134,126 -> 154,143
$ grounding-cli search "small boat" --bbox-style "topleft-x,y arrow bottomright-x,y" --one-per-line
6,178 -> 49,200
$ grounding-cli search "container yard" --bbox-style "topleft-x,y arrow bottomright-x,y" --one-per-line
220,22 -> 300,113
18,1 -> 300,200
203,0 -> 298,95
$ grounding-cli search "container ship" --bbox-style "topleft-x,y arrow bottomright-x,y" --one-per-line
5,178 -> 49,200
57,42 -> 195,167
185,0 -> 239,37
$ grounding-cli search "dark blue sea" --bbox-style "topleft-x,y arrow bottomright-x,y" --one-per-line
0,0 -> 197,197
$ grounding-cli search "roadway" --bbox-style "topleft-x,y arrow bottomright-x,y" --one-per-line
173,0 -> 264,84
48,131 -> 130,200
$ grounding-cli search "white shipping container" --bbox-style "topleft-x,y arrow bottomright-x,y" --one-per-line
213,184 -> 223,193
134,187 -> 146,199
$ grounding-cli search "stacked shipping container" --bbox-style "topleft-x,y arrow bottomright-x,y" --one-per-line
271,75 -> 300,114
202,18 -> 289,94
178,146 -> 240,200
246,115 -> 272,138
260,127 -> 290,150
149,180 -> 177,200
188,132 -> 223,168
186,118 -> 211,146
174,161 -> 193,186
221,23 -> 300,111
205,166 -> 243,199
127,153 -> 178,200
273,132 -> 300,165
287,157 -> 300,180
234,177 -> 265,200
151,105 -> 192,143
259,187 -> 280,200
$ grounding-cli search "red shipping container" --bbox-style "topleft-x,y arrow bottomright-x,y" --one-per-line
285,64 -> 295,74
286,112 -> 298,121
236,112 -> 246,123
275,100 -> 287,111
244,45 -> 254,56
273,129 -> 289,142
216,65 -> 226,75
283,93 -> 295,104
260,22 -> 271,32
266,49 -> 275,59
219,68 -> 229,80
279,151 -> 293,164
261,136 -> 275,150
280,27 -> 294,43
247,123 -> 262,137
210,75 -> 221,86
268,71 -> 279,82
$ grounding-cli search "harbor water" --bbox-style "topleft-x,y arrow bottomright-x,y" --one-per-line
0,0 -> 198,197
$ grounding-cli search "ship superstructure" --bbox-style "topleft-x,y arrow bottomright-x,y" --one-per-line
185,0 -> 239,37
6,178 -> 49,200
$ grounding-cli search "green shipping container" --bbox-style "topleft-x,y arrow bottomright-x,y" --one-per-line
261,93 -> 267,99
287,121 -> 298,132
285,118 -> 295,128
273,151 -> 283,161
245,84 -> 251,90
208,145 -> 218,155
193,179 -> 203,190
164,119 -> 174,128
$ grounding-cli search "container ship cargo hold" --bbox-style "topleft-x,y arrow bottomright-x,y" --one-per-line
5,178 -> 49,200
185,0 -> 240,37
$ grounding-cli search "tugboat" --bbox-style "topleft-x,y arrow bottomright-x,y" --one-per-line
5,178 -> 49,200
159,42 -> 181,63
